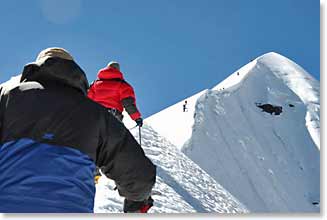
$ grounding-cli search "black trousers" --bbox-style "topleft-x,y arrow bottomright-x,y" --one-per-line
95,108 -> 123,178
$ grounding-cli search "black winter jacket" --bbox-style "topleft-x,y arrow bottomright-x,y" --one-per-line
0,57 -> 156,212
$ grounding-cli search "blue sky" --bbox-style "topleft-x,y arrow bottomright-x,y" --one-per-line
0,0 -> 320,118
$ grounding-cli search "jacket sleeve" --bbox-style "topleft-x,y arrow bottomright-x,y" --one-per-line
120,83 -> 141,120
96,113 -> 156,201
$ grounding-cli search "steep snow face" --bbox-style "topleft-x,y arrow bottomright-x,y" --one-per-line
183,52 -> 320,212
212,52 -> 320,149
257,53 -> 320,149
95,125 -> 248,213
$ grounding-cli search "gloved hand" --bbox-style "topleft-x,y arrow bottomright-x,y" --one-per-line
123,196 -> 154,213
135,118 -> 143,127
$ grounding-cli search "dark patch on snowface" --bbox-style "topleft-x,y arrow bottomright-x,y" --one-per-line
255,103 -> 283,115
289,104 -> 295,107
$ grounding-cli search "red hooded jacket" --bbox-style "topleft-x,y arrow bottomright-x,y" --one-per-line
87,67 -> 141,120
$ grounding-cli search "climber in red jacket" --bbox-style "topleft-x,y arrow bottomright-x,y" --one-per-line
88,61 -> 143,127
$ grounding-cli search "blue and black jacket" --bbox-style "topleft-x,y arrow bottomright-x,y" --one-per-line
0,57 -> 156,213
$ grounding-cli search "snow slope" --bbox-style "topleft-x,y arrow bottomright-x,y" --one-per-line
95,125 -> 248,213
144,52 -> 320,212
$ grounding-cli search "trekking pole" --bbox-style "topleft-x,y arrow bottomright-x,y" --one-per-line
138,126 -> 142,147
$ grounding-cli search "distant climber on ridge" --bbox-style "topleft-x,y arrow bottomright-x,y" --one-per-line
183,100 -> 188,112
88,61 -> 143,127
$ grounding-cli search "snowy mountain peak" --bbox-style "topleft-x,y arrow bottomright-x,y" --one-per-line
146,52 -> 320,150
213,51 -> 319,103
142,52 -> 320,212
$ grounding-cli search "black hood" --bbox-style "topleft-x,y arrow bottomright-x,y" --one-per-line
20,57 -> 89,95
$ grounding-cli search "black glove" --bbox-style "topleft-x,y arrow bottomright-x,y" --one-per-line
123,196 -> 154,213
135,118 -> 143,127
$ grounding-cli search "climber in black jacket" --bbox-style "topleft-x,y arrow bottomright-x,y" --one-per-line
0,47 -> 156,213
